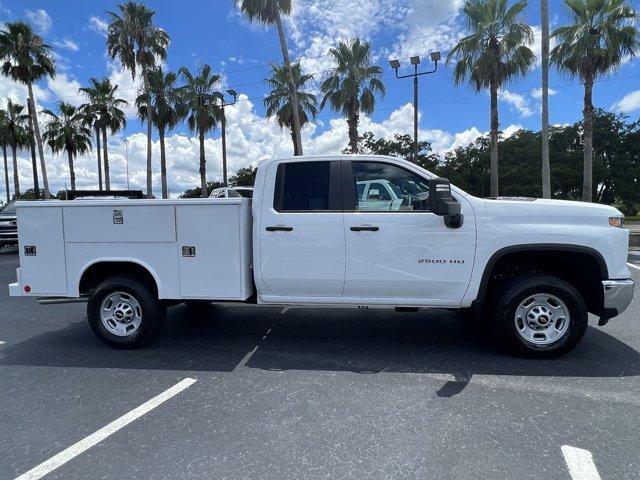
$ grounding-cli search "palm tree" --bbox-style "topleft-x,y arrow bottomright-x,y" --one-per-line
0,21 -> 55,199
107,1 -> 169,198
78,103 -> 103,190
79,77 -> 128,191
264,63 -> 318,155
541,0 -> 551,198
0,105 -> 11,202
239,0 -> 303,155
42,102 -> 92,191
26,99 -> 40,199
320,38 -> 385,154
1,100 -> 29,198
447,0 -> 535,197
136,67 -> 183,199
178,64 -> 222,199
551,0 -> 639,202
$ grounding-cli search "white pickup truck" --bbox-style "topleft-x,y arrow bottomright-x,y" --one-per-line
8,155 -> 634,357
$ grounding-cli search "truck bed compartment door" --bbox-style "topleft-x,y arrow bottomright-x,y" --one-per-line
17,206 -> 67,295
176,204 -> 248,300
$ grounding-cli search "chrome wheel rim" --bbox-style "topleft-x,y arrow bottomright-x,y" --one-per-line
100,291 -> 142,337
514,293 -> 570,346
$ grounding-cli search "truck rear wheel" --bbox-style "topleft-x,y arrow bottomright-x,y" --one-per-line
87,275 -> 165,349
491,273 -> 588,358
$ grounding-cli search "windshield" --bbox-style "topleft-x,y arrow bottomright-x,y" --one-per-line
0,201 -> 16,215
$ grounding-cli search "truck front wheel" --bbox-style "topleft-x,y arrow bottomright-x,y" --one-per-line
87,275 -> 165,349
491,273 -> 588,358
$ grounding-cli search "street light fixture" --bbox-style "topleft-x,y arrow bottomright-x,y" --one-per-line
388,51 -> 440,161
205,89 -> 238,187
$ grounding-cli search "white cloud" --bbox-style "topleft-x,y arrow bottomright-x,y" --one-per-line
106,61 -> 142,117
46,73 -> 83,106
530,87 -> 558,100
280,0 -> 464,78
500,89 -> 535,117
611,90 -> 640,114
25,9 -> 52,35
53,38 -> 79,52
529,25 -> 558,69
88,15 -> 108,36
502,124 -> 523,138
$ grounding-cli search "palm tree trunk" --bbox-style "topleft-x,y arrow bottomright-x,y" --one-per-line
541,0 -> 550,199
67,149 -> 76,191
2,145 -> 10,202
199,129 -> 207,198
489,81 -> 499,197
290,128 -> 298,156
95,125 -> 103,190
582,78 -> 594,202
159,128 -> 168,199
27,84 -> 49,199
143,68 -> 154,198
347,108 -> 360,154
102,126 -> 111,191
274,9 -> 303,156
11,143 -> 20,198
26,103 -> 39,199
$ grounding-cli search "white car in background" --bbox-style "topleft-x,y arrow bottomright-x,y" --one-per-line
357,179 -> 428,211
209,187 -> 253,199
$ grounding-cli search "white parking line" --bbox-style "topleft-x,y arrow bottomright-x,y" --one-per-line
628,262 -> 640,271
561,445 -> 601,480
14,378 -> 196,480
0,341 -> 5,345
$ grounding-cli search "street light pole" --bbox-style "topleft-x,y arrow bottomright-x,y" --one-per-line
205,89 -> 238,187
124,139 -> 130,190
389,52 -> 441,162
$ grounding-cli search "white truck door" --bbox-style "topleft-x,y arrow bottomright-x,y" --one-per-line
258,160 -> 345,297
342,160 -> 475,306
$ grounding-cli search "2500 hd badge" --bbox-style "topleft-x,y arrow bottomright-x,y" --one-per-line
418,258 -> 465,264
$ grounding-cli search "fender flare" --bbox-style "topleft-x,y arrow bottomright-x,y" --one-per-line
473,243 -> 608,305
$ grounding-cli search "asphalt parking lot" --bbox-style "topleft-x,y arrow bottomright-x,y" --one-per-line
1,247 -> 639,480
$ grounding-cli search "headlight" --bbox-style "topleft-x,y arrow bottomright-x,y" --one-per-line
609,217 -> 624,228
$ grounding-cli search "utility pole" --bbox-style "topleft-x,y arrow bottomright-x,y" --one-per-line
389,52 -> 441,161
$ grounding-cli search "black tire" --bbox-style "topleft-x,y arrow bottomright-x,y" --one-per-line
490,273 -> 588,358
87,275 -> 165,349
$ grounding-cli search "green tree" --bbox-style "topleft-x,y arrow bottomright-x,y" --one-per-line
136,67 -> 184,199
0,21 -> 55,198
346,132 -> 440,171
79,77 -> 128,191
264,63 -> 317,155
551,0 -> 639,202
42,102 -> 93,191
447,0 -> 535,197
179,180 -> 223,198
107,1 -> 169,198
0,106 -> 10,202
178,64 -> 222,199
0,100 -> 29,198
239,0 -> 303,155
320,38 -> 385,153
229,166 -> 257,187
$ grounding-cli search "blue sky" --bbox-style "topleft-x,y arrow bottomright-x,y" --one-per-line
1,0 -> 639,197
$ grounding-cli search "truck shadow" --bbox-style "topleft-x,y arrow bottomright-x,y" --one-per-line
1,304 -> 639,397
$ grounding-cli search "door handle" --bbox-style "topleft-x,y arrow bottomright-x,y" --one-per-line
265,225 -> 293,232
350,225 -> 379,232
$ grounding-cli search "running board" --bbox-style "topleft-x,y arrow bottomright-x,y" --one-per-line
37,297 -> 88,305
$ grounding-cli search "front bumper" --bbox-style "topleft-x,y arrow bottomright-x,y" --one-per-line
602,279 -> 634,319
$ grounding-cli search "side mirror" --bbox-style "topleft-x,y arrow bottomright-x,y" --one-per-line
428,177 -> 463,228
